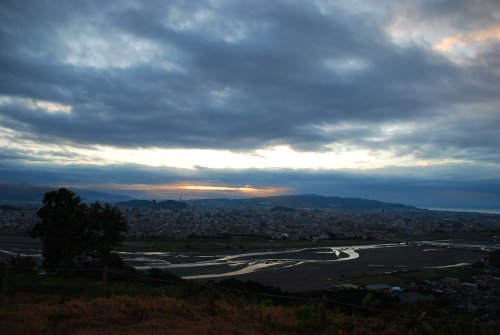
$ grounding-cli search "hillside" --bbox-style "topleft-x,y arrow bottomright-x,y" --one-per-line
189,194 -> 418,211
1,184 -> 417,211
0,183 -> 49,202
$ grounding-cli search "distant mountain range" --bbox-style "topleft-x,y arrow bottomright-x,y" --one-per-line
0,183 -> 418,211
117,194 -> 418,211
187,194 -> 419,211
0,183 -> 132,203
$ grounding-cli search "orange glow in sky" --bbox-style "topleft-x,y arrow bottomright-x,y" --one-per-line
94,182 -> 291,198
435,25 -> 500,53
179,185 -> 265,193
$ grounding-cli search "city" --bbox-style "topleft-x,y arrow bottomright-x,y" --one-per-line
2,201 -> 499,240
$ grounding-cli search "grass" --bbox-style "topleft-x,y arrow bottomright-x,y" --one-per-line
0,264 -> 494,335
0,234 -> 388,252
347,264 -> 483,287
2,268 -> 195,299
0,235 -> 40,245
0,288 -> 490,335
348,274 -> 404,286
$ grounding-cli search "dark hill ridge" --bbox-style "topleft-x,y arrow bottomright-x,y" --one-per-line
251,194 -> 416,210
0,183 -> 48,202
189,194 -> 418,211
1,183 -> 418,212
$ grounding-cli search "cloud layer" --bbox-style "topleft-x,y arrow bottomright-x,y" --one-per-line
0,1 -> 499,209
1,1 -> 499,156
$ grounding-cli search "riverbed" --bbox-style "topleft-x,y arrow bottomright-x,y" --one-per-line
0,238 -> 495,291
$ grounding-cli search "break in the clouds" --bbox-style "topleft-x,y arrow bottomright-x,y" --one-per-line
1,162 -> 500,210
0,0 -> 499,209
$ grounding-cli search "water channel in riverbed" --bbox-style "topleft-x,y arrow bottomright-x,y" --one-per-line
1,239 -> 495,287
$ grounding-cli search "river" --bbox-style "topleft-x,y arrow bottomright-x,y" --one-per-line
0,238 -> 496,291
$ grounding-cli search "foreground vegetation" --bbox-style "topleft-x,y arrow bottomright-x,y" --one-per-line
3,292 -> 480,335
0,256 -> 494,335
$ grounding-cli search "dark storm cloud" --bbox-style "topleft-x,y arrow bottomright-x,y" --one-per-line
1,0 -> 498,158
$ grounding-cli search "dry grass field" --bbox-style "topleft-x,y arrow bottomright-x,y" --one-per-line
0,293 -> 438,335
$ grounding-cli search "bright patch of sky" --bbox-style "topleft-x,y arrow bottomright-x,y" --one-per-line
0,95 -> 72,115
1,130 -> 421,170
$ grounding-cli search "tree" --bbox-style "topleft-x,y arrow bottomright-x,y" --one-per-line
30,188 -> 127,271
30,188 -> 85,271
79,201 -> 127,266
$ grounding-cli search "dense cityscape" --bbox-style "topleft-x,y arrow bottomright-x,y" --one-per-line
2,202 -> 499,240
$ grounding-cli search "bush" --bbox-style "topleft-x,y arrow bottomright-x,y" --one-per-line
0,254 -> 38,275
145,268 -> 183,286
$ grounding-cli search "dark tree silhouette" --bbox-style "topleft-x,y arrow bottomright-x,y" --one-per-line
30,188 -> 127,271
79,201 -> 127,266
30,188 -> 85,271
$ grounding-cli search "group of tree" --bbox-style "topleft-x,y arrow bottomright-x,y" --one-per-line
30,188 -> 127,272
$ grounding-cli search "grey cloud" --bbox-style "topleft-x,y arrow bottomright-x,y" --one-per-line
409,0 -> 500,31
0,0 -> 498,161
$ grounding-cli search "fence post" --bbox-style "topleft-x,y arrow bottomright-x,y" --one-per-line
2,264 -> 9,296
102,266 -> 108,296
207,281 -> 216,315
316,295 -> 327,329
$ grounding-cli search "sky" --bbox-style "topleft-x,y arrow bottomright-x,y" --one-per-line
1,0 -> 499,210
